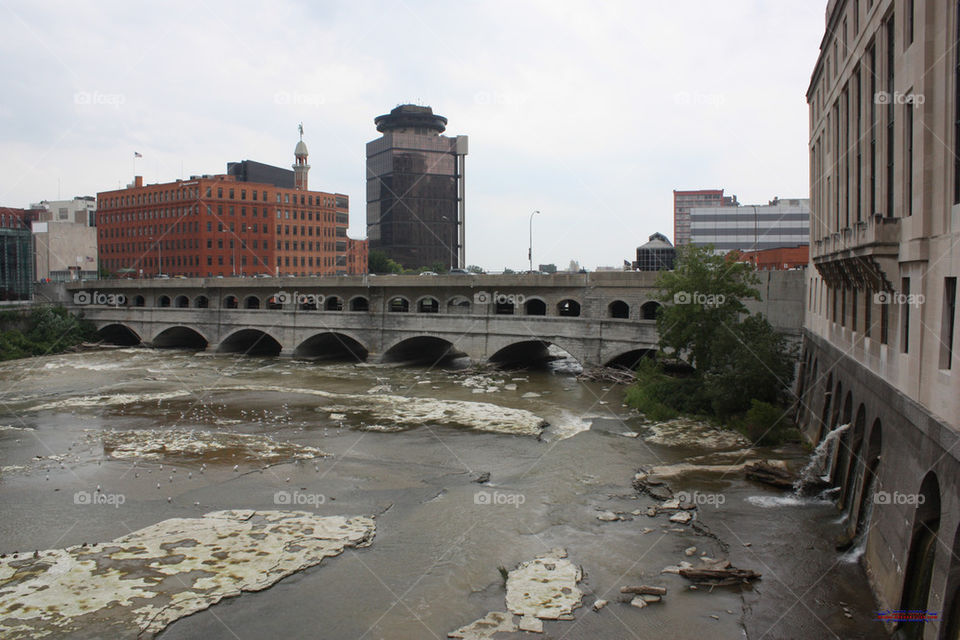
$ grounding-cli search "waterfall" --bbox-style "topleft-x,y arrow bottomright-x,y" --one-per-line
794,423 -> 850,496
841,474 -> 876,563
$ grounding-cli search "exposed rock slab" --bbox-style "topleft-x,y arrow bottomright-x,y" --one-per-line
0,510 -> 374,639
99,428 -> 328,463
505,548 -> 583,620
447,611 -> 517,639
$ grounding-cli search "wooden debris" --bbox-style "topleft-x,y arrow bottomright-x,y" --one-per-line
620,585 -> 667,596
744,461 -> 795,489
577,367 -> 637,384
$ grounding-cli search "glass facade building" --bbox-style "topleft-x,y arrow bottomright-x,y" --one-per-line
0,208 -> 35,300
366,105 -> 467,270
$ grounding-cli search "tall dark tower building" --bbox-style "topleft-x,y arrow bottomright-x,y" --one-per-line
366,104 -> 468,269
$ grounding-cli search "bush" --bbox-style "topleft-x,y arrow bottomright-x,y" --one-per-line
0,306 -> 96,361
731,399 -> 798,446
626,359 -> 712,421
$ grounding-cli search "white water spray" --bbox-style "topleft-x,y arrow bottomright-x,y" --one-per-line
794,423 -> 850,495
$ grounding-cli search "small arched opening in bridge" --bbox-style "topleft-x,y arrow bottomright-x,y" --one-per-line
174,295 -> 189,308
524,298 -> 546,316
608,300 -> 630,319
294,333 -> 368,362
194,296 -> 209,309
495,298 -> 514,315
447,296 -> 471,314
381,336 -> 466,366
417,297 -> 439,313
938,523 -> 960,639
152,326 -> 208,350
134,295 -> 145,307
350,296 -> 369,312
557,299 -> 581,317
895,471 -> 941,640
267,296 -> 283,310
640,301 -> 661,320
243,295 -> 261,310
158,295 -> 171,308
388,297 -> 410,313
223,295 -> 239,309
218,329 -> 282,356
324,296 -> 343,311
489,340 -> 581,371
97,323 -> 141,346
604,349 -> 655,370
848,419 -> 882,544
298,294 -> 317,311
837,403 -> 866,510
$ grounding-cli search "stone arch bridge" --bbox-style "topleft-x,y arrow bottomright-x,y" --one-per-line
51,272 -> 673,368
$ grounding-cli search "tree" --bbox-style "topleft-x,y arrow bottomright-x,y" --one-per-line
368,250 -> 402,274
466,265 -> 484,274
654,244 -> 760,372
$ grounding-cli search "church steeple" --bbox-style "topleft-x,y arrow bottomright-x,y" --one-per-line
293,123 -> 310,190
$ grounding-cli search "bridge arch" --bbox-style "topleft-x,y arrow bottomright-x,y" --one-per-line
174,295 -> 189,308
133,295 -> 146,307
324,296 -> 343,311
416,296 -> 440,313
608,300 -> 630,319
218,328 -> 283,356
388,296 -> 410,313
557,299 -> 581,317
640,300 -> 661,320
848,418 -> 882,543
446,296 -> 471,314
523,298 -> 546,316
939,522 -> 960,639
97,323 -> 141,346
223,295 -> 239,309
194,295 -> 209,309
243,295 -> 261,310
838,403 -> 866,510
604,348 -> 654,369
151,326 -> 209,350
381,335 -> 466,365
294,332 -> 368,362
157,295 -> 171,308
488,339 -> 583,369
895,471 -> 941,640
349,295 -> 369,312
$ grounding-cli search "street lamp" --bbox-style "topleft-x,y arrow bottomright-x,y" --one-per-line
528,210 -> 540,272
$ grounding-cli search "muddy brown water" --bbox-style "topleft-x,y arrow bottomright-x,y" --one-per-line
0,348 -> 886,639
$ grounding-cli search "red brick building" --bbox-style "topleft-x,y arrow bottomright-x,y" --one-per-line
97,138 -> 368,278
733,245 -> 809,270
673,188 -> 738,245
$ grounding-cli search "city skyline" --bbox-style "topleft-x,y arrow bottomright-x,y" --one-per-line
0,1 -> 823,270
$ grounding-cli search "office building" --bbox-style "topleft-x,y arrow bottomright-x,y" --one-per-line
0,207 -> 36,300
689,197 -> 810,253
635,232 -> 675,271
366,104 -> 467,270
673,189 -> 738,245
97,135 -> 367,277
30,197 -> 98,281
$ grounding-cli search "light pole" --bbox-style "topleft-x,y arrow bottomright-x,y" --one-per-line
528,210 -> 540,272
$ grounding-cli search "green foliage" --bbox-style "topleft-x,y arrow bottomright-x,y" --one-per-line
368,250 -> 403,274
728,399 -> 798,446
0,306 -> 96,361
654,244 -> 760,372
502,268 -> 516,275
466,265 -> 484,274
626,358 -> 711,421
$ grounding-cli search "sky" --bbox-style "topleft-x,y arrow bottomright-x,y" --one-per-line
0,0 -> 827,271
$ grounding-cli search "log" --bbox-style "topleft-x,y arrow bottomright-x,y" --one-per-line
620,585 -> 667,596
679,567 -> 761,586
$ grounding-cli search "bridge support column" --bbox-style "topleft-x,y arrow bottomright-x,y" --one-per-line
279,348 -> 297,358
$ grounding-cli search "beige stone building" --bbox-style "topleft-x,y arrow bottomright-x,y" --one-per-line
31,197 -> 98,281
799,1 -> 960,637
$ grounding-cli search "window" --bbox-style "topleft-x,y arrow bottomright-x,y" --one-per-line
886,16 -> 895,217
901,277 -> 911,353
906,0 -> 914,45
906,92 -> 914,215
869,44 -> 877,215
941,278 -> 958,369
881,299 -> 889,344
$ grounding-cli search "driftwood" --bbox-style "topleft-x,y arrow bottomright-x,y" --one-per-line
620,585 -> 667,596
679,567 -> 762,586
744,461 -> 795,489
577,367 -> 637,384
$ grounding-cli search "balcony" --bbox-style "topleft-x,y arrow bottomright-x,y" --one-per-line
812,214 -> 901,291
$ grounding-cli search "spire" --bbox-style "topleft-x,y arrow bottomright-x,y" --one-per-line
293,123 -> 310,190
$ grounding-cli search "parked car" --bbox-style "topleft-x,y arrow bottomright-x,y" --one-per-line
155,274 -> 170,279
419,271 -> 438,276
448,268 -> 469,275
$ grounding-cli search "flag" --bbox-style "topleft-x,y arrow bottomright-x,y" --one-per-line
134,152 -> 142,158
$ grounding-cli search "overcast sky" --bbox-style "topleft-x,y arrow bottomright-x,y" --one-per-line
0,1 -> 825,271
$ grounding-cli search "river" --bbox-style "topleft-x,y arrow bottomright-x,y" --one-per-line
0,348 -> 886,639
